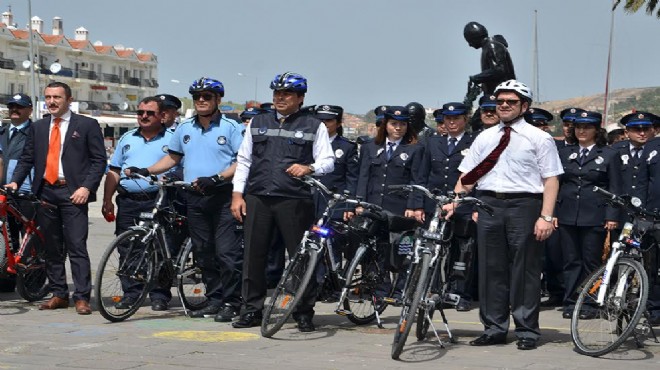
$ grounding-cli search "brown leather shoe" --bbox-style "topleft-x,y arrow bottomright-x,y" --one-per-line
39,296 -> 69,310
74,300 -> 92,315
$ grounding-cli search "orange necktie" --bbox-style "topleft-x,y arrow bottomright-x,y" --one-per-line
44,117 -> 62,184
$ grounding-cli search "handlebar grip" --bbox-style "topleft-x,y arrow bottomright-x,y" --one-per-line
592,186 -> 614,198
360,210 -> 387,222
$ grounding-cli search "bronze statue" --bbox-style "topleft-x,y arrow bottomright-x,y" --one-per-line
463,22 -> 516,106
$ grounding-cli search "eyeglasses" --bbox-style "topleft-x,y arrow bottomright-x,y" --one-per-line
136,110 -> 157,117
192,92 -> 215,101
495,99 -> 520,106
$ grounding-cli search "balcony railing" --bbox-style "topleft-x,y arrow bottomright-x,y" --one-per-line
126,77 -> 140,86
76,69 -> 98,80
0,58 -> 16,70
101,73 -> 120,83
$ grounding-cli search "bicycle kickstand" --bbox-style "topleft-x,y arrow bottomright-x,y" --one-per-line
438,306 -> 456,344
373,296 -> 384,329
425,308 -> 445,349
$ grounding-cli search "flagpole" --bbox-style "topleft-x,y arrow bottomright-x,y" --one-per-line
603,2 -> 616,127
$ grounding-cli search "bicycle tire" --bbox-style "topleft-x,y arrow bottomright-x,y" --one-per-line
15,233 -> 48,301
571,258 -> 648,357
176,238 -> 208,311
94,229 -> 156,322
392,252 -> 431,360
0,219 -> 7,277
342,247 -> 386,325
416,301 -> 435,341
261,246 -> 319,338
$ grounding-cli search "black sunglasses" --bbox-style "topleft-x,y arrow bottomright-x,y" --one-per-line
137,110 -> 157,117
192,92 -> 215,101
496,99 -> 520,106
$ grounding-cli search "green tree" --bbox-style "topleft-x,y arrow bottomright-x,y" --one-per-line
613,0 -> 660,18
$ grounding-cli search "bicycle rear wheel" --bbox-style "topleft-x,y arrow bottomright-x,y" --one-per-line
176,238 -> 208,311
392,252 -> 431,360
261,246 -> 319,338
341,247 -> 386,325
15,233 -> 48,301
94,229 -> 156,322
571,258 -> 648,357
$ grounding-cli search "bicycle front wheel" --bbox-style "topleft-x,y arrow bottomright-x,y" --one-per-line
392,252 -> 431,360
15,233 -> 48,301
94,229 -> 156,322
341,247 -> 386,325
176,238 -> 208,311
571,258 -> 648,357
261,246 -> 319,338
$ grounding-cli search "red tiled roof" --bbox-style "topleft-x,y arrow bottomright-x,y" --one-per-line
41,34 -> 65,44
10,29 -> 29,39
137,52 -> 153,61
94,45 -> 113,54
68,39 -> 89,49
116,49 -> 135,58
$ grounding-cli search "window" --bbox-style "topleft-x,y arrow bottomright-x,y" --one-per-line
9,82 -> 15,94
18,84 -> 24,93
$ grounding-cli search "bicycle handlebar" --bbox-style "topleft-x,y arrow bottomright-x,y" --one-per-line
387,184 -> 493,215
593,186 -> 659,219
299,176 -> 384,213
128,173 -> 192,189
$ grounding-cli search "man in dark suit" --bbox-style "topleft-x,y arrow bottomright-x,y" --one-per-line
7,82 -> 106,314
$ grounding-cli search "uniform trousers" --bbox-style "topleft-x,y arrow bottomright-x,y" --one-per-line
476,195 -> 543,340
542,230 -> 564,300
186,189 -> 243,308
559,225 -> 606,312
37,185 -> 91,302
241,194 -> 316,318
115,194 -> 171,302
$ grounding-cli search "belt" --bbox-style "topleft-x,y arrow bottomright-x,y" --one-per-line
45,179 -> 67,187
119,192 -> 159,201
480,191 -> 542,200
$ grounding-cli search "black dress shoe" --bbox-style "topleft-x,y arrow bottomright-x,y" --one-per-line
648,314 -> 660,327
578,311 -> 598,320
469,334 -> 507,346
456,299 -> 471,312
517,338 -> 537,350
562,311 -> 572,319
296,316 -> 315,332
214,305 -> 238,323
189,303 -> 222,318
232,312 -> 262,328
114,296 -> 137,310
151,299 -> 169,311
541,296 -> 563,307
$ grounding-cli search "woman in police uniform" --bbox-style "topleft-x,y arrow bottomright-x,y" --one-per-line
556,111 -> 622,319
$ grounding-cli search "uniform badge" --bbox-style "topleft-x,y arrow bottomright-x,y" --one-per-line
294,131 -> 304,139
162,145 -> 168,153
335,148 -> 344,158
122,144 -> 130,154
399,153 -> 409,161
322,105 -> 330,111
648,150 -> 658,163
217,136 -> 227,145
448,106 -> 455,111
183,135 -> 191,144
377,148 -> 384,157
13,94 -> 21,100
621,154 -> 629,165
461,149 -> 469,156
595,156 -> 604,164
569,153 -> 577,160
394,110 -> 402,116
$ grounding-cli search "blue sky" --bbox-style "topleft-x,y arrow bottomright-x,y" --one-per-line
8,0 -> 660,114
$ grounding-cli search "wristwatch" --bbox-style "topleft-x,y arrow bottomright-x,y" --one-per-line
308,164 -> 316,174
539,215 -> 553,222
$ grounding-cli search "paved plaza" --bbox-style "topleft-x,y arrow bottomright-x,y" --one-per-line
1,202 -> 659,369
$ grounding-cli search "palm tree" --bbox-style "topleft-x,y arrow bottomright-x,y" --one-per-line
613,0 -> 660,18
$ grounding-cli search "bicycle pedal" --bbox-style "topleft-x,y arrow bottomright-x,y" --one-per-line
335,309 -> 351,316
383,297 -> 402,306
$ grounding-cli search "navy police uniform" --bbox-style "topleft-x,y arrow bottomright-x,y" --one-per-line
168,114 -> 245,311
556,111 -> 622,316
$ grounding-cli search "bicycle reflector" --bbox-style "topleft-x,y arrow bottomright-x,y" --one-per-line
311,225 -> 331,237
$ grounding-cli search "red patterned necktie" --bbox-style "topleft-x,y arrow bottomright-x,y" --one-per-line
461,126 -> 511,186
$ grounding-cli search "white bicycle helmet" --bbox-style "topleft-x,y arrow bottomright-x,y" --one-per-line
494,79 -> 533,103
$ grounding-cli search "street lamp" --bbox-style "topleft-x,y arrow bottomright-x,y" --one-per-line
27,0 -> 39,119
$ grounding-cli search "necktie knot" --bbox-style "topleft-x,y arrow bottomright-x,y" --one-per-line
448,137 -> 457,154
53,117 -> 62,127
581,148 -> 589,156
386,142 -> 396,160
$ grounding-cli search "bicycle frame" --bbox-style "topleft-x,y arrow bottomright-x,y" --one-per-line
0,192 -> 46,274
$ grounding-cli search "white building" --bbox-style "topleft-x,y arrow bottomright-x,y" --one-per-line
0,10 -> 158,124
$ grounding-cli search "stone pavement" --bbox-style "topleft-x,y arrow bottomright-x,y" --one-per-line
1,208 -> 659,369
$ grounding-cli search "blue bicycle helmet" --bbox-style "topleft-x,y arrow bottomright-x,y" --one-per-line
189,77 -> 225,97
270,72 -> 307,93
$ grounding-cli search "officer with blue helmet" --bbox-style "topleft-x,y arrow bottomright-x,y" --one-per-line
231,72 -> 334,331
556,110 -> 622,319
103,96 -> 177,311
419,102 -> 476,311
239,107 -> 262,126
127,77 -> 245,323
156,94 -> 182,130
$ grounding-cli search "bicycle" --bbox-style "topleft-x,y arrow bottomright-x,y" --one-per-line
334,203 -> 419,327
570,186 -> 659,356
0,188 -> 52,301
94,175 -> 207,322
261,176 -> 402,337
387,184 -> 492,360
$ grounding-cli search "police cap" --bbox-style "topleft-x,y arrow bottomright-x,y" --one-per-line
559,107 -> 585,122
432,109 -> 444,123
573,110 -> 602,125
620,111 -> 655,127
384,106 -> 409,121
479,95 -> 497,110
156,94 -> 182,110
524,107 -> 554,126
315,105 -> 343,121
6,93 -> 32,107
441,102 -> 468,116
